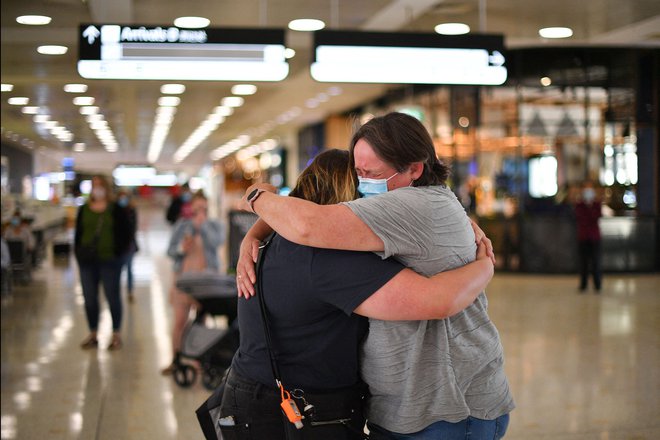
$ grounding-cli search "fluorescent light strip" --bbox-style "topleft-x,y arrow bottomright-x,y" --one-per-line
147,106 -> 178,163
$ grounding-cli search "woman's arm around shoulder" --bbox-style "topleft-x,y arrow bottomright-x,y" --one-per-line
242,184 -> 383,251
354,241 -> 494,321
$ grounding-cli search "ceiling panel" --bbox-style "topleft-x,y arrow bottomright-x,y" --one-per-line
1,0 -> 658,176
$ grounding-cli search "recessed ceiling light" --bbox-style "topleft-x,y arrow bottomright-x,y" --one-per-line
288,19 -> 325,32
160,84 -> 186,94
8,97 -> 29,105
540,76 -> 552,86
434,23 -> 470,35
231,84 -> 257,95
173,16 -> 210,28
64,84 -> 88,93
73,96 -> 95,106
1,84 -> 14,92
37,45 -> 68,55
221,96 -> 245,107
21,106 -> 40,114
539,27 -> 573,39
16,15 -> 52,26
158,96 -> 181,106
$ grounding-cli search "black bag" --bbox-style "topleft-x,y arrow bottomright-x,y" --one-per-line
196,371 -> 228,440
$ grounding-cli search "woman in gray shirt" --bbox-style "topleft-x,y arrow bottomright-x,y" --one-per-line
238,112 -> 514,439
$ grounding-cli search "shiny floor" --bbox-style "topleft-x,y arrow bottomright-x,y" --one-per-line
1,203 -> 659,440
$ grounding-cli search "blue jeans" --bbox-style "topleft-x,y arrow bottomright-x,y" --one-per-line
78,258 -> 123,332
123,250 -> 135,293
368,414 -> 510,440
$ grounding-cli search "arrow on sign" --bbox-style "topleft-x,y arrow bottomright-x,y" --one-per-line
489,50 -> 505,67
82,26 -> 101,45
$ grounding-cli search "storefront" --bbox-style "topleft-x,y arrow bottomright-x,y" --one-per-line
302,46 -> 659,273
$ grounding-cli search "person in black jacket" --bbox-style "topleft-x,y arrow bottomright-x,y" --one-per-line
166,182 -> 193,225
74,175 -> 132,350
117,190 -> 139,302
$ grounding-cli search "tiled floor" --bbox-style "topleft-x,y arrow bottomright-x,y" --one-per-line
1,203 -> 659,439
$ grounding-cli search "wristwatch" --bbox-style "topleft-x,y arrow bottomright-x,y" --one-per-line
247,188 -> 267,213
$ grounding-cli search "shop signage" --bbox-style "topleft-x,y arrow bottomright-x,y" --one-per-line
310,30 -> 507,85
77,24 -> 289,81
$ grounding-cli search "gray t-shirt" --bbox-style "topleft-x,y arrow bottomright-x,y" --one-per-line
344,186 -> 515,433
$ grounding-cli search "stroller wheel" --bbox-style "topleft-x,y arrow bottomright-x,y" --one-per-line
173,364 -> 197,388
201,369 -> 225,391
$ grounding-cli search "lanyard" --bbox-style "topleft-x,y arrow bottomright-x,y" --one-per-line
255,234 -> 304,430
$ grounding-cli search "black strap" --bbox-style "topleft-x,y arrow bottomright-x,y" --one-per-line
255,233 -> 283,387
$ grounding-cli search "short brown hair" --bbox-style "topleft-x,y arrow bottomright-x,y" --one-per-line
289,149 -> 359,205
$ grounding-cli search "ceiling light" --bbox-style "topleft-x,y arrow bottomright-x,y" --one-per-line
434,23 -> 470,35
8,97 -> 29,105
231,84 -> 257,95
37,45 -> 68,55
327,86 -> 342,96
64,84 -> 88,93
158,96 -> 181,106
173,16 -> 210,28
288,19 -> 325,31
539,27 -> 573,39
221,96 -> 245,107
21,106 -> 40,114
540,76 -> 552,86
73,96 -> 95,106
160,84 -> 186,94
79,106 -> 99,115
284,48 -> 296,59
73,143 -> 86,152
213,106 -> 234,116
33,115 -> 50,123
16,15 -> 52,25
1,84 -> 14,92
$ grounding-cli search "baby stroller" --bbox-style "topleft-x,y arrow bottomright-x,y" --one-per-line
174,272 -> 240,390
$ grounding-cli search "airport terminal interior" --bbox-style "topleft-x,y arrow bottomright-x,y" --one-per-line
2,0 -> 660,439
1,202 -> 658,439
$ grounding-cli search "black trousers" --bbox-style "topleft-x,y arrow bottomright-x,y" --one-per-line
578,239 -> 602,290
219,370 -> 367,440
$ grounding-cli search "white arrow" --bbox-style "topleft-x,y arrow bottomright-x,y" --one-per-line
82,26 -> 101,45
489,50 -> 505,66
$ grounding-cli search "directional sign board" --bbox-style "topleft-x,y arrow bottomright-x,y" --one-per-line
310,30 -> 507,85
78,24 -> 289,81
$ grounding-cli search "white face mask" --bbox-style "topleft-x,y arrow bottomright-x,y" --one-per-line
92,188 -> 106,199
582,188 -> 595,202
357,172 -> 398,198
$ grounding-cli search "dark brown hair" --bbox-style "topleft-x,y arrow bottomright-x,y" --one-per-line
289,149 -> 359,205
349,112 -> 450,186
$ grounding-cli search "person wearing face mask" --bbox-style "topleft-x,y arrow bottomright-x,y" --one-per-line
74,175 -> 132,350
4,210 -> 36,257
236,112 -> 513,439
574,181 -> 603,292
117,190 -> 139,303
161,190 -> 226,375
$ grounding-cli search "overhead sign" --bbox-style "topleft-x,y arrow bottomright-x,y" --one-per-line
310,30 -> 507,85
78,24 -> 289,81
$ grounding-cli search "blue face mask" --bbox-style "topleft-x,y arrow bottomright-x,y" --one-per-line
181,192 -> 192,202
10,217 -> 20,227
118,197 -> 129,207
357,173 -> 398,198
